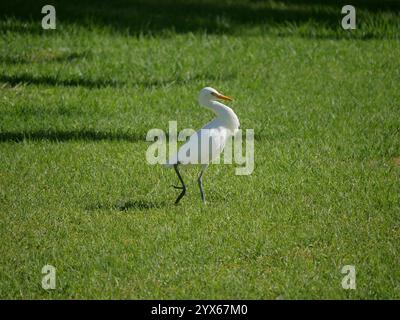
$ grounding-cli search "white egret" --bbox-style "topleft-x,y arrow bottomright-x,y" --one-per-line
165,87 -> 240,204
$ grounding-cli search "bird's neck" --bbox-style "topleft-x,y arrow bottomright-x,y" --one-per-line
207,101 -> 240,130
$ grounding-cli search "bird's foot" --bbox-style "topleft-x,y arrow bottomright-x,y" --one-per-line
171,185 -> 185,190
174,189 -> 186,205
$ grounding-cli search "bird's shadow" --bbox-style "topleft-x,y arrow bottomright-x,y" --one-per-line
86,199 -> 169,212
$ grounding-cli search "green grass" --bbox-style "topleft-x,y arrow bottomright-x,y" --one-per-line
0,0 -> 399,299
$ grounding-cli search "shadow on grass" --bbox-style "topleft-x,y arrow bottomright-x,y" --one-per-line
0,128 -> 267,143
0,129 -> 145,142
0,74 -> 124,88
0,0 -> 398,38
87,199 -> 169,211
0,51 -> 91,65
0,71 -> 237,88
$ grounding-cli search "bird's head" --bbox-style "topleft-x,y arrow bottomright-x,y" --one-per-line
198,87 -> 232,106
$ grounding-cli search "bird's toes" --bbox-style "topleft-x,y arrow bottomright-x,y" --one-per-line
172,185 -> 184,190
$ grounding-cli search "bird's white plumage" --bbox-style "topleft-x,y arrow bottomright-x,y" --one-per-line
166,87 -> 239,167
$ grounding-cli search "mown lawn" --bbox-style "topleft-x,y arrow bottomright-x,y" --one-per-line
0,0 -> 399,299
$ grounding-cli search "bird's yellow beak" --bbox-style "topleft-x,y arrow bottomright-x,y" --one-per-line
214,92 -> 233,101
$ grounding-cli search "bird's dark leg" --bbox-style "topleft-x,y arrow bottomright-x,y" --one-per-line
172,163 -> 186,204
198,164 -> 208,204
